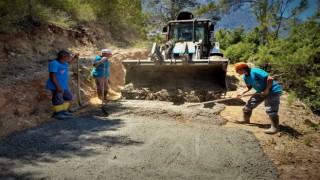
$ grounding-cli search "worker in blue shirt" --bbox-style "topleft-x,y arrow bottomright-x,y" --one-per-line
91,49 -> 112,101
46,50 -> 79,119
234,62 -> 282,134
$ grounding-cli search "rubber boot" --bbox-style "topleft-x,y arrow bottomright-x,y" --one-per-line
265,115 -> 279,134
53,104 -> 69,119
62,102 -> 73,117
236,111 -> 252,124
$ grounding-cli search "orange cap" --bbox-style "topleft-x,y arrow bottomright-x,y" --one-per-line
234,62 -> 248,70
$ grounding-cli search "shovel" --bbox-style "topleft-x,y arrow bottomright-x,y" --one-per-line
70,56 -> 90,112
100,53 -> 119,115
186,93 -> 258,108
101,58 -> 108,115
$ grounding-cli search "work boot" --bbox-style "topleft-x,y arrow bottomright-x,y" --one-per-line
54,113 -> 70,120
265,115 -> 279,134
236,111 -> 252,124
63,110 -> 74,117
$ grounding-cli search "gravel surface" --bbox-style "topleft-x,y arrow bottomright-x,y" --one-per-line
0,100 -> 278,180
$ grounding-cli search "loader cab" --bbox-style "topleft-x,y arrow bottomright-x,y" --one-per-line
168,22 -> 193,42
166,20 -> 211,58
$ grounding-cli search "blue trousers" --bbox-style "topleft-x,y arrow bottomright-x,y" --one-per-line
51,89 -> 73,105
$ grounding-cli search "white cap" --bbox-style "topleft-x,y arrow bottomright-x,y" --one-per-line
101,49 -> 112,54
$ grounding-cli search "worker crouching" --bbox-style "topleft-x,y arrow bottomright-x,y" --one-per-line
234,62 -> 282,134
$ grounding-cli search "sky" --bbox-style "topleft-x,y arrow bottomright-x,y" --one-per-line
143,0 -> 318,20
289,0 -> 318,20
206,0 -> 318,20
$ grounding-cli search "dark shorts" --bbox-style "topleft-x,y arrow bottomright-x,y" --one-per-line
94,76 -> 108,92
51,89 -> 73,105
243,92 -> 282,116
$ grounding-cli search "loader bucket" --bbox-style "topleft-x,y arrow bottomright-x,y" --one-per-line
122,61 -> 228,101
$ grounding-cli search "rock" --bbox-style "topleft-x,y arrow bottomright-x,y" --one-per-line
274,144 -> 285,151
18,120 -> 34,128
304,119 -> 319,127
9,52 -> 16,57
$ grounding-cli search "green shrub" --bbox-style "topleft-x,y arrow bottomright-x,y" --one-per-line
225,42 -> 257,64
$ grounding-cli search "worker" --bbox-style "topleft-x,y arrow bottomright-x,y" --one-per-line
91,49 -> 112,101
46,50 -> 79,119
182,32 -> 192,41
234,62 -> 282,134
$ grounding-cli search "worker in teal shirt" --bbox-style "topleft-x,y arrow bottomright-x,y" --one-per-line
234,62 -> 282,134
91,49 -> 112,101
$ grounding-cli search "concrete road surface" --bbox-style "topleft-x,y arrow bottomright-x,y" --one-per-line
0,100 -> 278,180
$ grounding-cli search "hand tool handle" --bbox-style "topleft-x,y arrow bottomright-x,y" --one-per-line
186,93 -> 259,107
76,56 -> 82,106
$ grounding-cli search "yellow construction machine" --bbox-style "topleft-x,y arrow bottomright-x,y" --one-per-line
122,12 -> 228,101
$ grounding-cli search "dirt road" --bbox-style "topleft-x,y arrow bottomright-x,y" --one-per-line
0,100 -> 278,179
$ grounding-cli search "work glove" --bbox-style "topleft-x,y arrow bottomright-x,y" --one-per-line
73,53 -> 80,58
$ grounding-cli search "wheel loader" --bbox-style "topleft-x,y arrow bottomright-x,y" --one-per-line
122,12 -> 228,102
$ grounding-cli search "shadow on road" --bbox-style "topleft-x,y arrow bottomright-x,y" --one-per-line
216,99 -> 246,106
247,123 -> 303,138
0,114 -> 143,179
279,125 -> 303,138
193,99 -> 246,109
